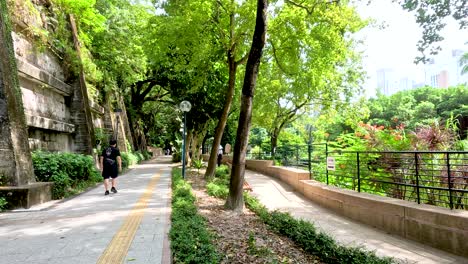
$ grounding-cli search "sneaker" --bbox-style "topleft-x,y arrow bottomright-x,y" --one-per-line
111,187 -> 117,193
105,190 -> 110,195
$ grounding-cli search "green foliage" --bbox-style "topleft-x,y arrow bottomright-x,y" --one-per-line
170,168 -> 220,264
247,232 -> 273,257
0,197 -> 7,212
398,0 -> 467,63
206,181 -> 229,199
252,1 -> 367,153
133,151 -> 145,162
453,139 -> 468,151
94,128 -> 109,146
249,127 -> 269,148
244,195 -> 393,264
215,165 -> 230,179
32,151 -> 101,199
192,159 -> 204,177
120,152 -> 139,168
119,149 -> 152,169
50,171 -> 71,199
206,165 -> 229,198
367,86 -> 468,136
172,152 -> 182,163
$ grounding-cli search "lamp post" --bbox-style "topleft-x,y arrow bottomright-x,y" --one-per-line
179,101 -> 191,178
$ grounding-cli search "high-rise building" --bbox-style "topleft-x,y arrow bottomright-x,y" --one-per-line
424,49 -> 468,88
376,68 -> 418,95
377,68 -> 398,95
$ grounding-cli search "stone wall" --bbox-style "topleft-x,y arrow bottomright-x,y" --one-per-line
12,30 -> 104,154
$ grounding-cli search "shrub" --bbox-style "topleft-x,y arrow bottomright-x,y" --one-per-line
50,171 -> 71,199
143,150 -> 153,160
134,151 -> 145,162
215,164 -> 230,179
120,152 -> 130,169
170,168 -> 220,263
121,152 -> 139,168
206,181 -> 228,199
244,194 -> 393,264
0,197 -> 7,212
172,152 -> 181,162
128,152 -> 139,164
32,151 -> 101,199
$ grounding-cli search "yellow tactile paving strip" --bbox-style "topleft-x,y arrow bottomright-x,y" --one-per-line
97,173 -> 161,264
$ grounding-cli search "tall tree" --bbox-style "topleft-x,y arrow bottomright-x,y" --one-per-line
396,0 -> 468,63
226,0 -> 268,212
151,0 -> 258,178
253,0 -> 365,157
203,0 -> 257,179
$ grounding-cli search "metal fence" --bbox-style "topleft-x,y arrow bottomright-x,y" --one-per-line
247,144 -> 468,210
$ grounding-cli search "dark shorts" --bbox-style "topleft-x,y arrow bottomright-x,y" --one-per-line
102,166 -> 118,179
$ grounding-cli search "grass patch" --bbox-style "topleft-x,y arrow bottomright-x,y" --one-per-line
170,168 -> 220,263
206,166 -> 393,264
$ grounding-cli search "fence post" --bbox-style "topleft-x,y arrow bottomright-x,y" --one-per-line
308,144 -> 312,179
357,152 -> 361,192
446,153 -> 453,209
414,153 -> 420,204
325,143 -> 329,185
296,145 -> 299,166
258,143 -> 261,160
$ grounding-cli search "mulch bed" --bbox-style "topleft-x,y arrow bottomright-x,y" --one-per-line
186,171 -> 322,264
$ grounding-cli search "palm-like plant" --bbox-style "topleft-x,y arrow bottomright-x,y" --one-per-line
192,159 -> 204,177
460,52 -> 468,75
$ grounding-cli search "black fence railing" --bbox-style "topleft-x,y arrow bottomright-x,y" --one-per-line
246,144 -> 468,210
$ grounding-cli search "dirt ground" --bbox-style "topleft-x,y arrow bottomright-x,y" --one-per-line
186,170 -> 322,264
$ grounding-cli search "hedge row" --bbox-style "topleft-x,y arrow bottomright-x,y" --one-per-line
120,150 -> 152,169
170,168 -> 220,263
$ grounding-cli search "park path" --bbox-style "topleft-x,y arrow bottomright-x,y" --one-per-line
0,156 -> 173,264
245,169 -> 468,264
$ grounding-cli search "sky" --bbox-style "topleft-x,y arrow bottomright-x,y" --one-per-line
354,1 -> 468,96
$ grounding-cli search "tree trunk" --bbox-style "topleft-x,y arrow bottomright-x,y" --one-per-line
118,94 -> 134,151
186,130 -> 193,167
204,12 -> 239,179
225,0 -> 268,212
190,130 -> 199,161
270,131 -> 278,160
0,0 -> 35,185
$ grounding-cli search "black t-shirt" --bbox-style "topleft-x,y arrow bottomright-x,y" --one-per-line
101,146 -> 121,169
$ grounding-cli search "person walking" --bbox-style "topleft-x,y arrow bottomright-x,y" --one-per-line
100,139 -> 122,195
217,145 -> 223,167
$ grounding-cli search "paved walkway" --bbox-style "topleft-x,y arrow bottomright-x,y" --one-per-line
245,170 -> 468,264
0,156 -> 173,264
2,157 -> 467,264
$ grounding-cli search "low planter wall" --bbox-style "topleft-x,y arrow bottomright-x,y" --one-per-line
244,159 -> 468,258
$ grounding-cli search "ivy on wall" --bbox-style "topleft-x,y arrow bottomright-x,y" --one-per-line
6,0 -> 104,103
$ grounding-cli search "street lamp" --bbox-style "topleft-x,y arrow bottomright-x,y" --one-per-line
179,101 -> 191,178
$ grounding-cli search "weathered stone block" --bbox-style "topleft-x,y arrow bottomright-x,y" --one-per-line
0,182 -> 53,209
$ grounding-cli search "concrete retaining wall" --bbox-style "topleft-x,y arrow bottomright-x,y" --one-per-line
243,158 -> 468,258
12,31 -> 109,154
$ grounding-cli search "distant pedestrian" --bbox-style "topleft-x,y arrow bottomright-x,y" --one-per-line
217,145 -> 223,167
100,139 -> 122,195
